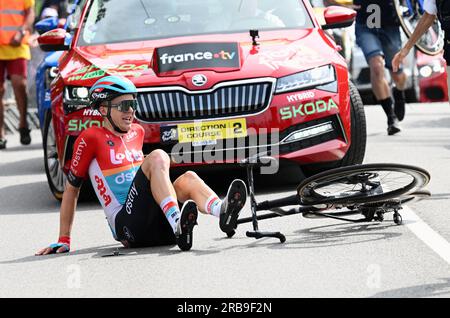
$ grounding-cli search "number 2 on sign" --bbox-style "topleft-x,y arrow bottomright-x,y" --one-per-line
233,122 -> 243,134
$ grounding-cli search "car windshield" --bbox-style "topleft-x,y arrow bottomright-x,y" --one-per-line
78,0 -> 313,46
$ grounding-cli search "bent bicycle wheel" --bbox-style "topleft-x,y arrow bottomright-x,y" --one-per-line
394,0 -> 444,55
297,163 -> 430,206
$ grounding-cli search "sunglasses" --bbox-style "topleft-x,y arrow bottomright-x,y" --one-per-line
107,99 -> 138,112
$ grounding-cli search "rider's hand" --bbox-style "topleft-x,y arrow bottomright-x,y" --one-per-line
392,48 -> 409,73
35,236 -> 71,256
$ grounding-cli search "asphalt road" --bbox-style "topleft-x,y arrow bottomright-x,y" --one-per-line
1,102 -> 450,298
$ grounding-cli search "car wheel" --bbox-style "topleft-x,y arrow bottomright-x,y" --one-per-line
43,110 -> 66,201
43,111 -> 97,201
302,81 -> 367,176
340,81 -> 367,166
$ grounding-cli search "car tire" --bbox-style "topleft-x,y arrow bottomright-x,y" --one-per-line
340,81 -> 367,166
43,110 -> 65,201
302,81 -> 367,176
43,111 -> 96,201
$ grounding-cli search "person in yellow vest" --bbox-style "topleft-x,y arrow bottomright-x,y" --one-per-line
0,0 -> 35,149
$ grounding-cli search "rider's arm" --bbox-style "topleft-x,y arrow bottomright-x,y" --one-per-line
36,131 -> 95,256
392,12 -> 437,72
59,182 -> 81,238
35,183 -> 80,255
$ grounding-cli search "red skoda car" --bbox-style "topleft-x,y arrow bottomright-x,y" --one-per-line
38,0 -> 366,199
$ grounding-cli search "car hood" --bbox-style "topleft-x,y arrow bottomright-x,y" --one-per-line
62,29 -> 339,90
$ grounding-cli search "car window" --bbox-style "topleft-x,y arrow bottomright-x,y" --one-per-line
78,0 -> 314,46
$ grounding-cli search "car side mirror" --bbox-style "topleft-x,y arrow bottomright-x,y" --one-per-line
321,6 -> 356,30
38,28 -> 71,52
34,17 -> 59,35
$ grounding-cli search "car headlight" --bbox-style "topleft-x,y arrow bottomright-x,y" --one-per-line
430,59 -> 444,73
64,86 -> 90,103
419,60 -> 444,78
45,67 -> 59,89
275,65 -> 336,94
419,65 -> 433,78
63,86 -> 90,114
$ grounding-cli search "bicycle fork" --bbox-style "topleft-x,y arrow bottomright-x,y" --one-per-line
244,164 -> 286,243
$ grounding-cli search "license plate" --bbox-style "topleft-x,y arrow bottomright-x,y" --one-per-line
177,118 -> 247,144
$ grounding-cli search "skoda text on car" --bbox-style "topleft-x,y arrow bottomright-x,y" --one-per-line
38,0 -> 366,199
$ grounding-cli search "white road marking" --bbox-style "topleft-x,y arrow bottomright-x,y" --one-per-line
402,206 -> 450,265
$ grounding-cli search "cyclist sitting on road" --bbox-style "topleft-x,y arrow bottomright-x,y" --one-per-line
36,75 -> 247,255
392,0 -> 450,100
354,0 -> 407,135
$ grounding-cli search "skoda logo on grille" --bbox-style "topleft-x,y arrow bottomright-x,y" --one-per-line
192,74 -> 207,87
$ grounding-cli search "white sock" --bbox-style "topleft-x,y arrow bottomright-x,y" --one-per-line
205,195 -> 222,218
160,196 -> 180,233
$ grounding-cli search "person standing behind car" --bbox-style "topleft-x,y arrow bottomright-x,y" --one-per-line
354,0 -> 407,135
0,0 -> 35,149
392,0 -> 450,100
38,0 -> 68,21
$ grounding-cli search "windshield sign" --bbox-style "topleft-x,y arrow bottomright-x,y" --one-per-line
156,42 -> 240,73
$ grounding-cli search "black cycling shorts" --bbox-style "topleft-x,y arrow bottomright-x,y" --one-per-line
114,167 -> 176,248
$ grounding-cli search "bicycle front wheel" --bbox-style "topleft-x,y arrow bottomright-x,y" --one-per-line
297,163 -> 430,206
394,0 -> 444,55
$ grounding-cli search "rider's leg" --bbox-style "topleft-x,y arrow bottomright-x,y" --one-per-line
139,149 -> 198,250
140,149 -> 176,202
140,149 -> 181,232
173,170 -> 220,215
173,171 -> 247,233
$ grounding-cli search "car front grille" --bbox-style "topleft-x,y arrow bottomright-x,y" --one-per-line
135,79 -> 275,122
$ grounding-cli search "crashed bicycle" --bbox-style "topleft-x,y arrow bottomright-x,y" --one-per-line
228,155 -> 431,243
